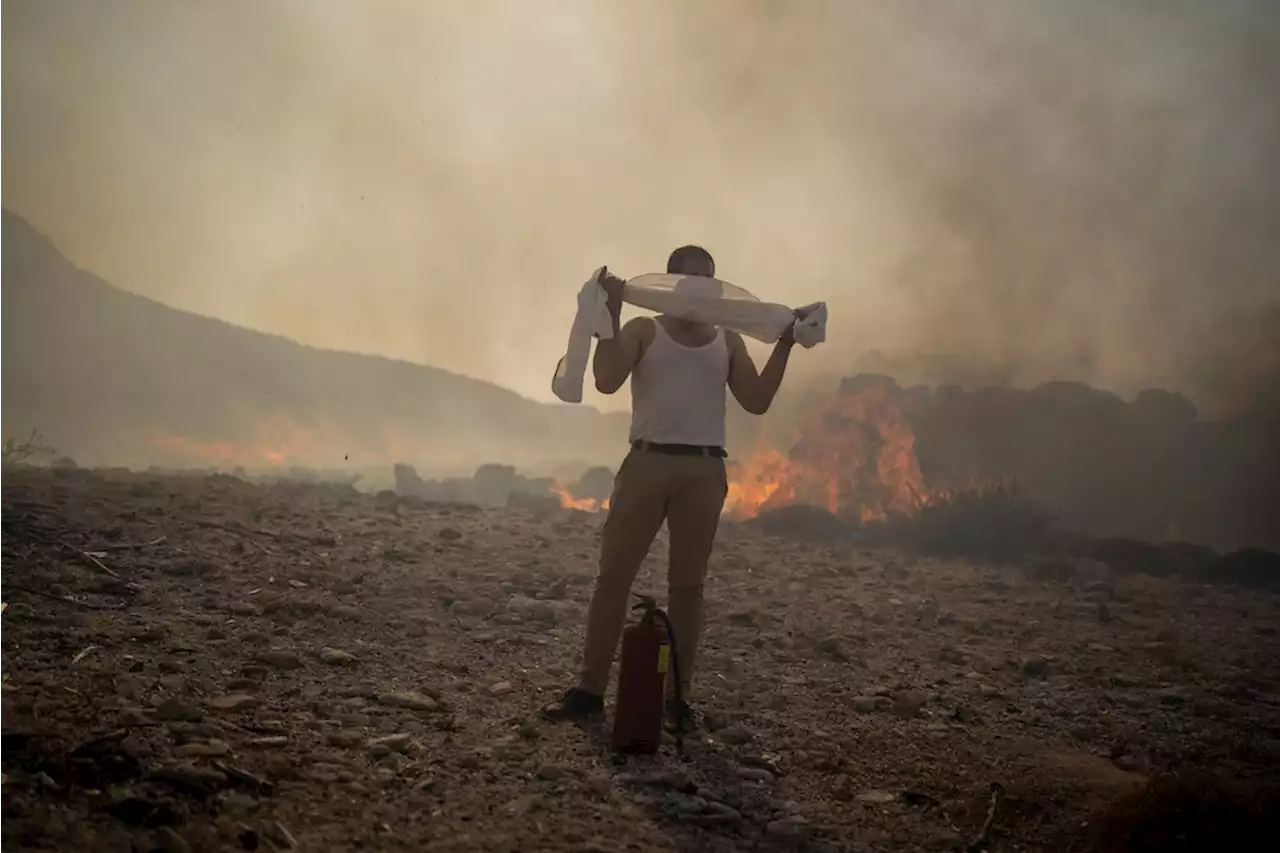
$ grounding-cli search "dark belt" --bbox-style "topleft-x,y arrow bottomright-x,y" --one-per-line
632,440 -> 727,459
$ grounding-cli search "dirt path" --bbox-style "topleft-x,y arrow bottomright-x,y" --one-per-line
3,467 -> 1278,851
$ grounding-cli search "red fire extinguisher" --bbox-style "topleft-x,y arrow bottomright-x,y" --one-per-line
613,595 -> 685,755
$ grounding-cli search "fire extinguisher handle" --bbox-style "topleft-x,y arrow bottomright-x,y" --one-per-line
631,594 -> 657,612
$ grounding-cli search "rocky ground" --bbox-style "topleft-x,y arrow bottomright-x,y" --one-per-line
3,466 -> 1279,852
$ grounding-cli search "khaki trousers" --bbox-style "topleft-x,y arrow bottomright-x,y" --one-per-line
578,448 -> 728,699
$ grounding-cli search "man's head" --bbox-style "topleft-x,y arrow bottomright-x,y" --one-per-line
667,245 -> 715,278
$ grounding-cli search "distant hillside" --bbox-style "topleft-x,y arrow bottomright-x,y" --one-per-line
1,209 -> 628,474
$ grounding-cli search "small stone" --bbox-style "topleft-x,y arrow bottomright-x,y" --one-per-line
891,691 -> 927,718
857,789 -> 899,804
1021,656 -> 1051,678
321,648 -> 358,666
207,693 -> 259,712
816,637 -> 849,662
1088,643 -> 1114,653
504,793 -> 543,814
766,820 -> 809,841
979,684 -> 1004,699
328,730 -> 363,748
438,528 -> 463,542
149,763 -> 229,795
227,602 -> 260,616
174,740 -> 231,759
851,696 -> 879,713
263,819 -> 297,849
255,650 -> 302,670
536,763 -> 567,781
737,767 -> 775,784
368,733 -> 412,753
249,736 -> 289,748
704,801 -> 744,826
377,691 -> 439,712
716,724 -> 754,745
1154,687 -> 1194,705
155,698 -> 204,723
154,827 -> 193,853
489,681 -> 514,696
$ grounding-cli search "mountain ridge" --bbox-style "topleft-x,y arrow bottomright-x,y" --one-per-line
1,208 -> 629,473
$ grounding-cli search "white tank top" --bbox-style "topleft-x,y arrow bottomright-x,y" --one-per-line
629,319 -> 729,447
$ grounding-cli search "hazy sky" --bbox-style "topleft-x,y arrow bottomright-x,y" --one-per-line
5,0 -> 1278,413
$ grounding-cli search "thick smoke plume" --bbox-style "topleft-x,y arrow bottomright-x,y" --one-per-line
4,0 -> 1278,417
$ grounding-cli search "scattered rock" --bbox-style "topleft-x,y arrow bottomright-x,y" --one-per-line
536,763 -> 568,781
737,767 -> 775,784
263,819 -> 297,849
155,698 -> 204,723
489,681 -> 514,696
255,650 -> 303,670
851,695 -> 880,713
207,693 -> 259,712
328,730 -> 364,748
154,826 -> 193,853
149,763 -> 229,796
816,637 -> 850,662
321,648 -> 358,666
368,733 -> 412,753
377,691 -> 439,713
1021,656 -> 1051,678
891,691 -> 927,718
716,724 -> 754,745
174,740 -> 231,759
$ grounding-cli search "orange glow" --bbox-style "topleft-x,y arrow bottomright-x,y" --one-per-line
555,487 -> 611,512
145,411 -> 343,469
146,380 -> 950,522
724,380 -> 929,523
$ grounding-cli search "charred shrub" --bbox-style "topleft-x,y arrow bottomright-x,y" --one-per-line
1,429 -> 56,467
1087,772 -> 1280,852
1216,547 -> 1280,589
870,482 -> 1057,562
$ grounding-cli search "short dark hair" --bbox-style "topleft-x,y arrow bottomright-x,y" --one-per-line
667,245 -> 715,274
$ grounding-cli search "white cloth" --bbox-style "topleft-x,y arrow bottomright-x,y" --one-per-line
551,267 -> 828,404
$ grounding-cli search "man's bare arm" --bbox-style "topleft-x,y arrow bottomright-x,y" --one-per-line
593,317 -> 648,394
726,330 -> 793,415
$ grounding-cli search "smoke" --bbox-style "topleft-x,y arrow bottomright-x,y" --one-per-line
4,0 -> 1278,416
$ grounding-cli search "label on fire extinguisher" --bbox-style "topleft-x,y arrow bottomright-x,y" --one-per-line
657,644 -> 670,674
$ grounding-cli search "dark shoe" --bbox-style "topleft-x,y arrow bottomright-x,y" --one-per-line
542,687 -> 604,722
664,697 -> 699,734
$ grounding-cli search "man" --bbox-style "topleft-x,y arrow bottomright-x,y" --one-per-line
544,244 -> 801,727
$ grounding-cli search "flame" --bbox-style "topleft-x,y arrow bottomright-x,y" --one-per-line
725,380 -> 928,523
146,379 -> 940,523
555,487 -> 610,512
723,447 -> 792,518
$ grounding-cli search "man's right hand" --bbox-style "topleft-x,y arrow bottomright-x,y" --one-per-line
599,266 -> 626,301
599,266 -> 626,324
